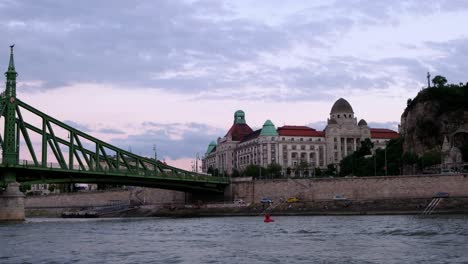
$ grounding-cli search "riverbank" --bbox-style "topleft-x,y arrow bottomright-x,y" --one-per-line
26,197 -> 468,218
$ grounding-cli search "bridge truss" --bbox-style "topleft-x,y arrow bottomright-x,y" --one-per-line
0,47 -> 228,193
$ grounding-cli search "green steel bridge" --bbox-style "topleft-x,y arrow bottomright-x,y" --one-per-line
0,46 -> 228,193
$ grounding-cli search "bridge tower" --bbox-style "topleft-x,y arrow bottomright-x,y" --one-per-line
0,45 -> 25,221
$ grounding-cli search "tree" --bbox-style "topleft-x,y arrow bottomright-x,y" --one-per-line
295,160 -> 310,177
402,151 -> 419,165
48,184 -> 56,193
325,164 -> 337,176
231,169 -> 241,177
207,166 -> 214,175
243,164 -> 266,179
314,167 -> 323,177
339,138 -> 375,177
266,162 -> 282,178
356,138 -> 374,157
432,75 -> 447,88
420,149 -> 441,169
339,154 -> 354,176
407,98 -> 412,107
20,183 -> 31,193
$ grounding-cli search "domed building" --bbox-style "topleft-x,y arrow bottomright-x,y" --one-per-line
325,98 -> 371,164
202,99 -> 399,176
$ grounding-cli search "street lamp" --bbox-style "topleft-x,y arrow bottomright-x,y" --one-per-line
384,147 -> 387,176
374,153 -> 377,176
153,144 -> 157,172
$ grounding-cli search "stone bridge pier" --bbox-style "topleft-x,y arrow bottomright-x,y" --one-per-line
0,182 -> 25,221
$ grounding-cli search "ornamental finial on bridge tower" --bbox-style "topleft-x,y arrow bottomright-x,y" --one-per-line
8,44 -> 16,72
5,44 -> 18,98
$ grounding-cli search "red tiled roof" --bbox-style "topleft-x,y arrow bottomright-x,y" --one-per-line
225,123 -> 253,141
277,125 -> 325,137
370,128 -> 399,139
240,129 -> 261,143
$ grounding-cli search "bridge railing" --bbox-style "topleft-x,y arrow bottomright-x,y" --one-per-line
11,159 -> 228,183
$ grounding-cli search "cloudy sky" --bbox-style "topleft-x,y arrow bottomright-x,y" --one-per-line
1,0 -> 467,170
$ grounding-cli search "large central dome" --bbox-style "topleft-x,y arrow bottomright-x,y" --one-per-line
330,98 -> 354,114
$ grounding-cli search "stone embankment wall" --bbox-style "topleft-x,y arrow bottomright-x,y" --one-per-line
25,175 -> 468,210
233,174 -> 468,203
26,188 -> 186,208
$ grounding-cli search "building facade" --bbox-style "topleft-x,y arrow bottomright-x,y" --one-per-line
202,98 -> 399,176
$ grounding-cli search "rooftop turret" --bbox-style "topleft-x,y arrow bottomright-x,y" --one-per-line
260,120 -> 278,136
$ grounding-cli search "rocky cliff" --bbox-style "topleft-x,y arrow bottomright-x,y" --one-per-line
400,84 -> 468,161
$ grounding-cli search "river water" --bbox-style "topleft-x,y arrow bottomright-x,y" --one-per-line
1,215 -> 467,263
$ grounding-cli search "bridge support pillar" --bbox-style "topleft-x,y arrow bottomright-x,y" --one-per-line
224,184 -> 233,202
0,182 -> 25,221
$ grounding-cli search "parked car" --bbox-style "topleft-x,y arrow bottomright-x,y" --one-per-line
333,194 -> 348,201
441,169 -> 457,175
234,199 -> 245,205
260,197 -> 273,204
287,197 -> 300,203
434,192 -> 450,198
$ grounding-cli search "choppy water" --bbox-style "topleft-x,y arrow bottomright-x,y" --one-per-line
1,215 -> 468,264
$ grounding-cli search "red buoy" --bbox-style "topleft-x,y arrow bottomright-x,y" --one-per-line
264,213 -> 274,223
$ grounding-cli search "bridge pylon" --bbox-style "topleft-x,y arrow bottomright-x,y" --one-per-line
0,45 -> 24,221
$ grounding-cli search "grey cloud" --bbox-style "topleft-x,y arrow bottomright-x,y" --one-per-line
65,121 -> 125,135
424,38 -> 468,84
306,121 -> 327,131
97,128 -> 126,135
0,0 -> 288,93
63,120 -> 91,132
0,0 -> 466,104
368,121 -> 400,131
110,122 -> 225,159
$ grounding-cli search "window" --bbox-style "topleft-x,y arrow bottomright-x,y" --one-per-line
291,138 -> 295,141
292,145 -> 297,150
282,137 -> 285,141
301,145 -> 306,150
300,138 -> 303,141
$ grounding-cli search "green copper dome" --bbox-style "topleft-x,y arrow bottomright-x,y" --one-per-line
234,110 -> 246,124
260,120 -> 278,136
206,140 -> 217,154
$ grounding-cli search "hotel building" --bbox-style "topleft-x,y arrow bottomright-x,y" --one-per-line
202,98 -> 398,176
